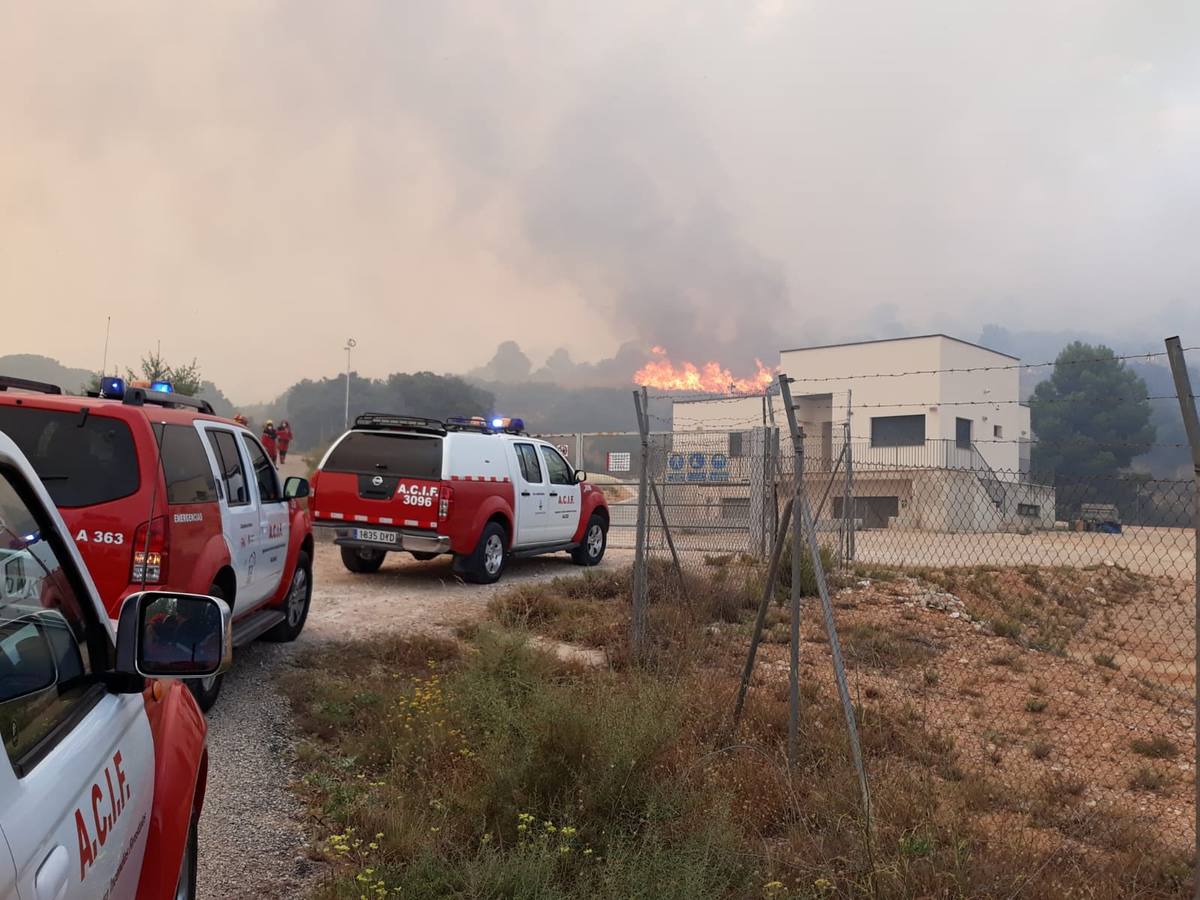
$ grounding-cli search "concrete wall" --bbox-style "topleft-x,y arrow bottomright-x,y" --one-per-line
935,338 -> 1031,475
889,470 -> 1055,533
776,335 -> 1028,474
662,336 -> 1045,538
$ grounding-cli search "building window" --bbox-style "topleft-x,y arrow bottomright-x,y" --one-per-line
1017,503 -> 1039,517
728,432 -> 745,459
720,497 -> 751,520
870,414 -> 925,448
994,425 -> 1003,438
955,417 -> 973,449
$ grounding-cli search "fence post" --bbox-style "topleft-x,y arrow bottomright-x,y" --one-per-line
1163,336 -> 1200,864
750,427 -> 768,557
650,481 -> 684,583
778,374 -> 805,768
797,455 -> 875,856
631,387 -> 651,661
846,388 -> 856,562
733,496 -> 796,727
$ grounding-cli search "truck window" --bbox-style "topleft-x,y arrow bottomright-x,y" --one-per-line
242,437 -> 281,502
0,407 -> 139,508
0,469 -> 101,772
324,433 -> 442,480
154,424 -> 218,505
539,446 -> 574,485
514,444 -> 543,484
207,430 -> 250,506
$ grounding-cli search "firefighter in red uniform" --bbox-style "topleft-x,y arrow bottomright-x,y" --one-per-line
261,421 -> 278,464
276,420 -> 294,464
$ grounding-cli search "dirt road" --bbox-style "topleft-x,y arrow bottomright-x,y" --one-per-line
197,541 -> 628,899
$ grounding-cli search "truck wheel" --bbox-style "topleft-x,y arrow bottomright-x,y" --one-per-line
571,515 -> 607,566
188,584 -> 226,712
341,546 -> 386,573
264,551 -> 312,642
457,521 -> 508,584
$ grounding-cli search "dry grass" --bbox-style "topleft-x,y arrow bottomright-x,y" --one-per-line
1133,736 -> 1181,759
281,563 -> 1195,898
917,564 -> 1157,654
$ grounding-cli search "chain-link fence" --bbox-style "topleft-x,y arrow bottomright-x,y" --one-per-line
615,377 -> 1199,888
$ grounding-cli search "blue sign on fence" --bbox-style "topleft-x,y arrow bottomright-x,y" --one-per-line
665,451 -> 730,483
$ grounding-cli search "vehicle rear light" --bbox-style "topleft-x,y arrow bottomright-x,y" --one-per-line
131,516 -> 168,584
438,485 -> 452,520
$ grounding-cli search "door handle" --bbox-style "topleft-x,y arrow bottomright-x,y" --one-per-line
521,491 -> 531,497
35,845 -> 69,900
548,492 -> 558,497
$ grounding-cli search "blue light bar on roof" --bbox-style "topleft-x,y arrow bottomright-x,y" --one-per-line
100,376 -> 125,399
150,380 -> 174,393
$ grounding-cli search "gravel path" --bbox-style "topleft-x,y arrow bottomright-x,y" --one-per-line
197,540 -> 629,899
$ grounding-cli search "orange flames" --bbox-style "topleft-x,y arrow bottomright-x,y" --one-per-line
634,347 -> 776,394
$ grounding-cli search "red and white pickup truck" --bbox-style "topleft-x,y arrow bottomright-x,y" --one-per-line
310,414 -> 610,583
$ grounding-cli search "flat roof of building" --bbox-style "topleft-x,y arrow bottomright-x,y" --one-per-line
779,333 -> 1019,361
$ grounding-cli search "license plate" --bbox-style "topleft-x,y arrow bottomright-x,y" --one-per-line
354,528 -> 398,545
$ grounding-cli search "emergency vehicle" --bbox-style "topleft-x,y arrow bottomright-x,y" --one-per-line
0,375 -> 315,711
0,430 -> 229,900
310,414 -> 610,583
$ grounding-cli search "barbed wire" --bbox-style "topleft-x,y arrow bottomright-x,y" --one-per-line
640,347 -> 1199,400
660,389 -> 853,403
847,394 -> 1179,410
777,348 -> 1198,385
625,419 -> 1192,452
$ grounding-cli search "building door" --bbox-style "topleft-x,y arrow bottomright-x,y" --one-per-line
836,496 -> 899,529
955,417 -> 973,449
820,421 -> 834,469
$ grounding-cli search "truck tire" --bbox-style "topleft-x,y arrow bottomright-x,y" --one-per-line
263,551 -> 312,642
188,583 -> 226,713
341,546 -> 386,574
571,514 -> 607,566
456,521 -> 508,584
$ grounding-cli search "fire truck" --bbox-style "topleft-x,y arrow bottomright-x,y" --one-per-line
0,429 -> 229,900
311,414 -> 610,583
0,375 -> 314,711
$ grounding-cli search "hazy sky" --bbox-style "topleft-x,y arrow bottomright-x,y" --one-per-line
3,1 -> 1198,401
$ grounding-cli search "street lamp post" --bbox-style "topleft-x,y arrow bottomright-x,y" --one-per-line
344,338 -> 357,429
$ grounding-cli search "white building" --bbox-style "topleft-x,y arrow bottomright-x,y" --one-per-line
670,335 -> 1054,534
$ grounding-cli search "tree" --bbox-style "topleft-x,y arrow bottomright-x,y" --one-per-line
124,351 -> 203,396
280,371 -> 494,451
1030,342 -> 1156,481
86,350 -> 205,396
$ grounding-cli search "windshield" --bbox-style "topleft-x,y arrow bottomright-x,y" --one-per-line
0,407 -> 139,507
323,432 -> 442,480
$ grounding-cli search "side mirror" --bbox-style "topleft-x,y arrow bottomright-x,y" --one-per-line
115,591 -> 232,679
284,476 -> 310,499
574,469 -> 588,484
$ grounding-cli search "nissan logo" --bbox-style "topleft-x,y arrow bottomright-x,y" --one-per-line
372,475 -> 384,487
